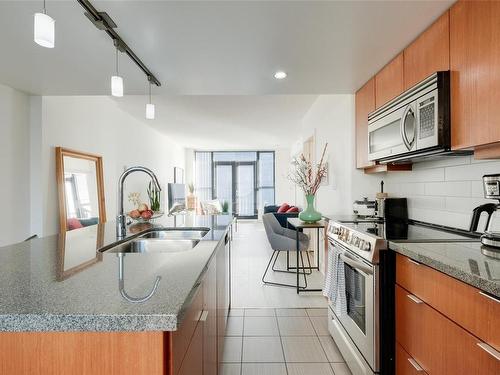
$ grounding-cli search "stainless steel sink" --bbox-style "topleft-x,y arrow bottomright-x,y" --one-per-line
104,238 -> 200,254
138,228 -> 209,240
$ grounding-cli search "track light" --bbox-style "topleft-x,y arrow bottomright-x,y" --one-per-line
34,0 -> 55,48
146,78 -> 155,120
111,44 -> 123,97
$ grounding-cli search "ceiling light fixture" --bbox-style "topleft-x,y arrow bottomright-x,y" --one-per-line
111,42 -> 123,97
274,71 -> 287,80
146,77 -> 155,120
34,0 -> 55,48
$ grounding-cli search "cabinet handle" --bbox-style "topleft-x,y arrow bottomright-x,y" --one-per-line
407,294 -> 423,304
408,358 -> 424,372
199,310 -> 209,322
479,291 -> 500,304
477,342 -> 500,361
407,258 -> 420,266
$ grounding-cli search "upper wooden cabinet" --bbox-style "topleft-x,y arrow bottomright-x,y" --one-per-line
375,53 -> 404,109
450,0 -> 500,150
355,78 -> 376,169
404,11 -> 450,90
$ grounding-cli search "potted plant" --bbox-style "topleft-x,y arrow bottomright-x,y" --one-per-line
147,181 -> 161,212
288,143 -> 328,223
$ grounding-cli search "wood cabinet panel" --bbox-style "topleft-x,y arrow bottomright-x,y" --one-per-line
172,283 -> 204,375
375,53 -> 404,109
396,254 -> 499,351
0,332 -> 166,375
178,323 -> 203,375
217,233 -> 231,369
450,0 -> 500,149
355,78 -> 376,169
203,259 -> 217,375
396,343 -> 428,375
396,284 -> 500,375
404,11 -> 450,90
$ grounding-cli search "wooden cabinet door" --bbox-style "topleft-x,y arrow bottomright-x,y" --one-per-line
396,284 -> 500,375
450,0 -> 500,149
203,259 -> 217,375
355,78 -> 376,169
375,53 -> 404,108
396,343 -> 428,375
178,323 -> 203,375
404,11 -> 449,90
216,233 -> 230,369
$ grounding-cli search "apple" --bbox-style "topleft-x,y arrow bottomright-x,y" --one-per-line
129,209 -> 141,219
141,210 -> 153,220
138,203 -> 149,212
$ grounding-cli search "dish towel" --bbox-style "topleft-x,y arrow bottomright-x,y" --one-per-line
323,243 -> 347,317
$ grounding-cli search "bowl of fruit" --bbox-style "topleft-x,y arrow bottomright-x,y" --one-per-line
128,203 -> 163,223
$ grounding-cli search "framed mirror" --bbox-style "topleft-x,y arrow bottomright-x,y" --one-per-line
56,147 -> 106,232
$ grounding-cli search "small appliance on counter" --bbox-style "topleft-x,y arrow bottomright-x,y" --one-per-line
470,174 -> 500,249
375,181 -> 388,219
353,197 -> 376,218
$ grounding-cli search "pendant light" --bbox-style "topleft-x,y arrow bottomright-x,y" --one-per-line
34,0 -> 55,48
111,44 -> 123,97
146,78 -> 155,120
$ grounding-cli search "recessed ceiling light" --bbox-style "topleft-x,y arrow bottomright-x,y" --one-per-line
274,71 -> 287,80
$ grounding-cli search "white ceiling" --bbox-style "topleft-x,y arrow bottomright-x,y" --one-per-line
0,0 -> 454,149
0,0 -> 453,95
113,94 -> 318,149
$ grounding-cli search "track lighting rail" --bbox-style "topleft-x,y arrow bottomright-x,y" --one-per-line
77,0 -> 161,87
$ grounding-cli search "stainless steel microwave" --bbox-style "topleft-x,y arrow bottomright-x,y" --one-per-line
368,71 -> 454,163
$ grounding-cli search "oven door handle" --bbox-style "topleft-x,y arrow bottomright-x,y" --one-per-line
339,252 -> 373,275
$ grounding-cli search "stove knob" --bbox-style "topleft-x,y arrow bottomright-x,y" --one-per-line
358,239 -> 365,249
363,242 -> 371,251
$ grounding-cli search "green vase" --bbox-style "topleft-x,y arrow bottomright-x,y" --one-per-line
298,194 -> 322,223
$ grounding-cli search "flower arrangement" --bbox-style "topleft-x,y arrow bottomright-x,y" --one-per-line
288,143 -> 328,195
147,181 -> 161,212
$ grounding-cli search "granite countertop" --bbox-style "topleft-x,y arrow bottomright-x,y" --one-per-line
390,241 -> 500,298
0,214 -> 233,332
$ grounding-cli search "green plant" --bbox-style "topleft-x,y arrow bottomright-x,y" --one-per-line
221,200 -> 229,213
188,182 -> 195,194
147,181 -> 161,211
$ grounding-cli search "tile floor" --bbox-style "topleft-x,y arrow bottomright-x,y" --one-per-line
231,220 -> 327,308
221,308 -> 352,375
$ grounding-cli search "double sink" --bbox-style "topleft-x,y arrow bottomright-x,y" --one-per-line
101,228 -> 210,254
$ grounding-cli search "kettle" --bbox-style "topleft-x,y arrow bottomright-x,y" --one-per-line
469,174 -> 500,248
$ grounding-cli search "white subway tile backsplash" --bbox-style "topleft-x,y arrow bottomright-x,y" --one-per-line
412,156 -> 471,170
424,181 -> 471,197
445,162 -> 500,181
370,159 -> 500,229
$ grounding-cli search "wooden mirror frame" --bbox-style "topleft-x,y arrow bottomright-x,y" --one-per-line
55,147 -> 107,232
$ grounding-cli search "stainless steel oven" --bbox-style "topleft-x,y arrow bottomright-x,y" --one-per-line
368,71 -> 452,163
327,238 -> 379,374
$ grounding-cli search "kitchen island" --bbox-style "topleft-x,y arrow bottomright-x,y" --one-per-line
0,214 -> 233,375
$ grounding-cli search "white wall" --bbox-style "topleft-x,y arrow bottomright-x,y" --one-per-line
299,94 -> 500,230
0,84 -> 31,246
274,148 -> 295,206
35,96 -> 185,236
298,95 -> 376,216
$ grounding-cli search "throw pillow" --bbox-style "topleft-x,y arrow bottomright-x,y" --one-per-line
67,218 -> 83,230
286,206 -> 299,213
277,203 -> 290,213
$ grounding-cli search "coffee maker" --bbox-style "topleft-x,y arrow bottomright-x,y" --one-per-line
469,174 -> 500,249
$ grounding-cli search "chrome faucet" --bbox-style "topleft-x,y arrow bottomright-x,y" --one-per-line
117,166 -> 161,238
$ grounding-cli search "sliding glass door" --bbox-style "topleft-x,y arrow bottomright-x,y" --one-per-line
195,151 -> 275,219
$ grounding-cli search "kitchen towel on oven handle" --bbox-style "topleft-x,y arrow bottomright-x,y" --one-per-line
324,241 -> 347,317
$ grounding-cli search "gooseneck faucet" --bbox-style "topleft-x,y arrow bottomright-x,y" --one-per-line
117,166 -> 161,238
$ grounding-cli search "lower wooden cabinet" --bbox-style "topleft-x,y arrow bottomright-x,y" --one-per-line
395,254 -> 500,375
